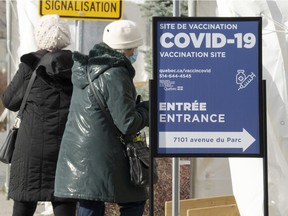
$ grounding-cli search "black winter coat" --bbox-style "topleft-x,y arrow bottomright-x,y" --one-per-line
2,49 -> 73,201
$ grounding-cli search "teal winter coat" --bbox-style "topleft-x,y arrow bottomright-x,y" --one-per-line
54,43 -> 149,203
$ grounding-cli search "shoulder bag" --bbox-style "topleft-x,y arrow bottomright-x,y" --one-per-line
0,71 -> 37,164
87,70 -> 158,187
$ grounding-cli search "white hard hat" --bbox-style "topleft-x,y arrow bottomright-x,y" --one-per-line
103,20 -> 143,49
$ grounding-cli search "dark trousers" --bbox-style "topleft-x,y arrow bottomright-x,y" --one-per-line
12,200 -> 77,216
78,200 -> 146,216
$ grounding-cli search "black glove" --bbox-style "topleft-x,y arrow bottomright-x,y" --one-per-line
136,101 -> 149,126
136,101 -> 149,111
136,95 -> 142,104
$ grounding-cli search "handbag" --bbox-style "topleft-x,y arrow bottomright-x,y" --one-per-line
87,70 -> 158,187
126,132 -> 158,187
0,71 -> 37,164
0,126 -> 18,163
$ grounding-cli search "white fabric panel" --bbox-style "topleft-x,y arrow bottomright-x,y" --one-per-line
229,158 -> 264,216
16,0 -> 38,56
216,0 -> 288,215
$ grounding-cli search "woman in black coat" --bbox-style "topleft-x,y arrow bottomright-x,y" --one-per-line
1,14 -> 77,216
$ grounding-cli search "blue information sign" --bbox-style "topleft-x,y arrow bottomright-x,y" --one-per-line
152,17 -> 263,157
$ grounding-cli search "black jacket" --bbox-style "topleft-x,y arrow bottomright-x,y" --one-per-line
2,49 -> 73,201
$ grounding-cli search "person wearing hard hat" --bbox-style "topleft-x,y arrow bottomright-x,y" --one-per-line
54,20 -> 149,216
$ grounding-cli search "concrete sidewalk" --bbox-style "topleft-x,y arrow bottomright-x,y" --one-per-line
0,188 -> 14,216
0,191 -> 47,216
0,133 -> 53,216
0,162 -> 47,216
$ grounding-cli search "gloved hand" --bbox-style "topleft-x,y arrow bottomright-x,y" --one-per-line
136,101 -> 149,126
136,101 -> 149,111
136,95 -> 142,104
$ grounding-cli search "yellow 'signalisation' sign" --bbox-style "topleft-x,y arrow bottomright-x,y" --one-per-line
39,0 -> 123,21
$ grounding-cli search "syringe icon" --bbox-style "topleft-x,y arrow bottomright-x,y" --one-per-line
238,72 -> 256,90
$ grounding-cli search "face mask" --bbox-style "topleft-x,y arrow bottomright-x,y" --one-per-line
128,49 -> 138,64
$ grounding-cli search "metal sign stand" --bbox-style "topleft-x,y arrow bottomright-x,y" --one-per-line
150,16 -> 265,215
171,1 -> 180,216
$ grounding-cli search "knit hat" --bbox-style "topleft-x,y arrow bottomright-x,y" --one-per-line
34,14 -> 71,50
103,20 -> 143,49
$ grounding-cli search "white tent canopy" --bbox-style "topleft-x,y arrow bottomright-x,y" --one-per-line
216,0 -> 288,215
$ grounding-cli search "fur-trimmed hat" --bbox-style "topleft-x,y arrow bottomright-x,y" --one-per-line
34,14 -> 71,50
103,20 -> 143,49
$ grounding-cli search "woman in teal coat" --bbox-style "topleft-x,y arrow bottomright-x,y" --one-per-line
54,20 -> 149,216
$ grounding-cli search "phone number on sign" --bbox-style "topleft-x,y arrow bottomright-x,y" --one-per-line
159,74 -> 192,78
